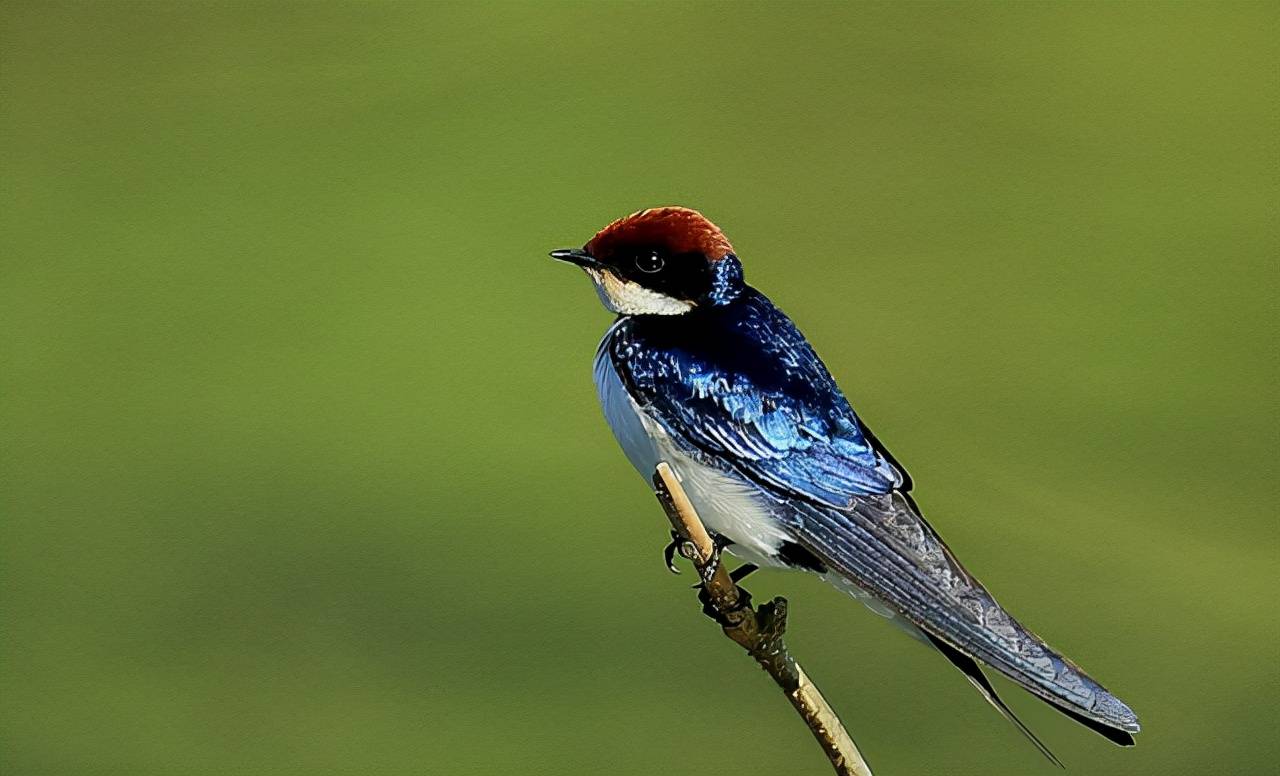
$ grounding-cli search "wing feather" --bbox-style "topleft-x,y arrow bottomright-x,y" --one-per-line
609,292 -> 902,506
788,492 -> 1140,736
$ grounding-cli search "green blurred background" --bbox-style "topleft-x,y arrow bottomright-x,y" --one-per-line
2,2 -> 1276,774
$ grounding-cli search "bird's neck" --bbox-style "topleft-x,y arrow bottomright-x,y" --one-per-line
620,284 -> 762,353
705,254 -> 745,306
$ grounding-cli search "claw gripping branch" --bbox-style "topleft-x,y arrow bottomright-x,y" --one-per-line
650,462 -> 875,776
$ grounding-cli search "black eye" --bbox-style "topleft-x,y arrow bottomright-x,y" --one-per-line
634,251 -> 665,273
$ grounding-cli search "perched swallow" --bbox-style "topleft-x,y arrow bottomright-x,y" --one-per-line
553,206 -> 1139,764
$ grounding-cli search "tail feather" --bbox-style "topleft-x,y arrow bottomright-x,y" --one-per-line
1040,697 -> 1137,747
789,493 -> 1142,740
925,632 -> 1064,768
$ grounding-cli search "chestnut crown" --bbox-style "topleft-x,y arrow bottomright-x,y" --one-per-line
551,207 -> 743,315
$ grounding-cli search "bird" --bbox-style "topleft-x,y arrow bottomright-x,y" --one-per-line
551,206 -> 1140,765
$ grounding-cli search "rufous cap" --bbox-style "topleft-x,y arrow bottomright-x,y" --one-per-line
585,207 -> 734,261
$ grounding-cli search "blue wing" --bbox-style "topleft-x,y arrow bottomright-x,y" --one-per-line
606,289 -> 902,507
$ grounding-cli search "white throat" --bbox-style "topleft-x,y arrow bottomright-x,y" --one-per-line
586,268 -> 693,315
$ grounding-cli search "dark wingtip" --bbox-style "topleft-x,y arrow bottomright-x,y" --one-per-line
1046,702 -> 1138,747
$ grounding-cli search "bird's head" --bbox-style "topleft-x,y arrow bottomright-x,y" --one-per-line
551,207 -> 744,315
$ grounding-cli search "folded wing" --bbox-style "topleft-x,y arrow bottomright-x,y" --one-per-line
788,491 -> 1140,739
609,291 -> 902,506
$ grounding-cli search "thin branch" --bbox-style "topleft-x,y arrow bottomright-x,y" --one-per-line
652,461 -> 874,776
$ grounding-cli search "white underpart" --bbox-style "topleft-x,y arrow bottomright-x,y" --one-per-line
594,324 -> 913,628
593,333 -> 788,566
586,268 -> 693,316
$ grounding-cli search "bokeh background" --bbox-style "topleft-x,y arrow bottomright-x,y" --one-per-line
3,2 -> 1276,775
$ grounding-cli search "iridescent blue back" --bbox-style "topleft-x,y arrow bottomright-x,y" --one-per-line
607,284 -> 902,507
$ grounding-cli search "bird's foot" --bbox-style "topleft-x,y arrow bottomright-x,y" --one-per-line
661,530 -> 684,574
677,535 -> 740,587
664,532 -> 751,585
695,534 -> 733,586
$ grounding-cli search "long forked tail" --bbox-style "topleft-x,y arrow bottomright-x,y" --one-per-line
925,632 -> 1064,767
924,630 -> 1137,769
789,492 -> 1141,748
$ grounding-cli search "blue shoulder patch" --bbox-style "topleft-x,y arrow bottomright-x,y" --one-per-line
609,289 -> 902,506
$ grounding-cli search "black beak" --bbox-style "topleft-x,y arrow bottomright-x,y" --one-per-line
550,247 -> 601,269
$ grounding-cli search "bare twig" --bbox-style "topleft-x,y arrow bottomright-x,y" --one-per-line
652,461 -> 874,776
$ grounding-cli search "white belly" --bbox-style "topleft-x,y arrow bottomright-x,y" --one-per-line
593,336 -> 791,567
